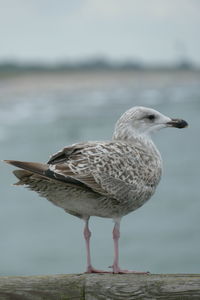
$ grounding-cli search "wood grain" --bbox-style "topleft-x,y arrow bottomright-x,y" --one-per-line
0,274 -> 200,300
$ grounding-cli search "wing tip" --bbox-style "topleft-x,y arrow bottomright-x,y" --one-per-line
3,160 -> 19,166
3,160 -> 48,174
3,159 -> 11,164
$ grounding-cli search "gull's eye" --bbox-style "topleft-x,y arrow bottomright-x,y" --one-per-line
147,114 -> 156,121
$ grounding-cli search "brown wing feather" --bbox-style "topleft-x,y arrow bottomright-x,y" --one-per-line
47,141 -> 140,199
47,143 -> 110,195
47,143 -> 85,165
4,159 -> 93,190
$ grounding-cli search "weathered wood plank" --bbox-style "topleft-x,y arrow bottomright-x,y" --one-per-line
0,274 -> 85,300
85,274 -> 200,300
0,274 -> 200,300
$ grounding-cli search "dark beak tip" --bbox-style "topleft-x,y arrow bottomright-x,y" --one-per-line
178,120 -> 188,129
168,119 -> 188,129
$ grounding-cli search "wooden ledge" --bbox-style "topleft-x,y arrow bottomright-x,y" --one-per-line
0,273 -> 200,299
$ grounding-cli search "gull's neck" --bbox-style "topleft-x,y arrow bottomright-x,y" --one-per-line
112,128 -> 161,158
113,125 -> 152,143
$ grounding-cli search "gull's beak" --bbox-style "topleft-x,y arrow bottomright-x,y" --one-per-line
167,118 -> 188,129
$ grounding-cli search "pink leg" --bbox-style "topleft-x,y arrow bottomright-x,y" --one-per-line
83,218 -> 110,273
111,219 -> 149,274
112,220 -> 120,273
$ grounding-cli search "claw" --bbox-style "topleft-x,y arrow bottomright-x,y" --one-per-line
109,265 -> 150,274
85,266 -> 112,274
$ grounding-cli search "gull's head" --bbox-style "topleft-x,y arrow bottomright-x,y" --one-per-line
113,106 -> 188,140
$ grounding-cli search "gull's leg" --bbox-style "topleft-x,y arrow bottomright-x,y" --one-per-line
111,218 -> 149,274
112,218 -> 121,273
83,217 -> 110,273
83,217 -> 93,272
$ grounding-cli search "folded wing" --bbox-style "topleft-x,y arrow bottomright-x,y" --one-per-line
5,141 -> 145,202
47,141 -> 142,201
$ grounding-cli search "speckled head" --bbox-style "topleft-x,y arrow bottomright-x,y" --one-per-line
113,106 -> 188,141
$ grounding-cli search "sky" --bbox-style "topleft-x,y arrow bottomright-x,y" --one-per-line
0,0 -> 199,65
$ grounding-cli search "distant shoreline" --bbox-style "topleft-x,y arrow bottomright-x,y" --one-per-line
0,58 -> 198,77
1,69 -> 199,98
0,68 -> 200,81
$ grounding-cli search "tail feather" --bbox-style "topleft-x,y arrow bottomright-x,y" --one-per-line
13,169 -> 34,185
4,159 -> 90,189
12,169 -> 50,185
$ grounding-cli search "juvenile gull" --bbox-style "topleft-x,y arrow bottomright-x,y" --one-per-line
4,106 -> 188,274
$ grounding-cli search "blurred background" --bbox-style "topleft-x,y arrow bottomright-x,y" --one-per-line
0,0 -> 199,275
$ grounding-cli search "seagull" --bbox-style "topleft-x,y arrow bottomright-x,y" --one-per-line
4,106 -> 188,274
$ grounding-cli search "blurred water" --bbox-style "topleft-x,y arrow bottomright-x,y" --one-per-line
0,71 -> 199,275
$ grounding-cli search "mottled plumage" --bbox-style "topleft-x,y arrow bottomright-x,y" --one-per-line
47,139 -> 162,218
4,106 -> 188,273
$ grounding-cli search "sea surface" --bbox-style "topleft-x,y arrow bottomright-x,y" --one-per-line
0,70 -> 199,275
